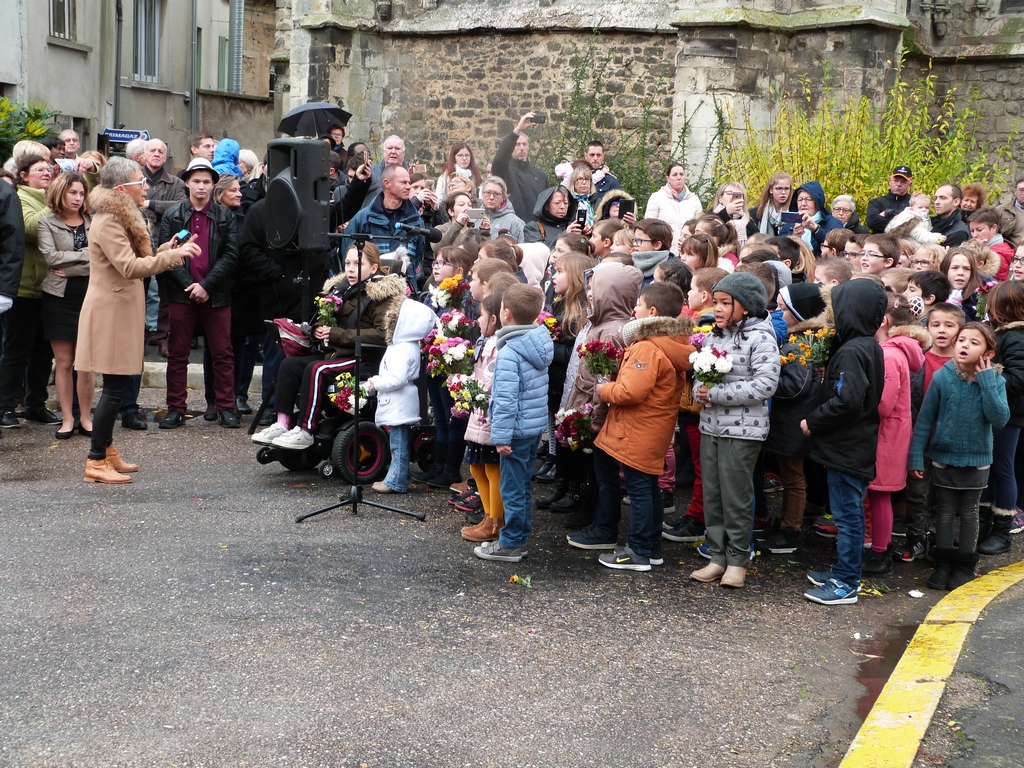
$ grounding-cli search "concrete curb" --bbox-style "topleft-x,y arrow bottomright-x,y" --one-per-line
129,362 -> 263,393
839,559 -> 1024,768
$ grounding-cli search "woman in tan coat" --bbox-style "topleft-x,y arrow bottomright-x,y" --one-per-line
75,157 -> 197,483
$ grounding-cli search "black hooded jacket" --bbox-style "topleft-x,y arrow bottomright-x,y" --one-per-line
805,280 -> 887,482
523,187 -> 572,247
0,181 -> 25,301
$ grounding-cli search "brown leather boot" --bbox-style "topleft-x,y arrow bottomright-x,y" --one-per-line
105,445 -> 139,473
461,516 -> 501,542
84,458 -> 132,484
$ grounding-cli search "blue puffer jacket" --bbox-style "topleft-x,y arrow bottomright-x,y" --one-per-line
489,323 -> 554,444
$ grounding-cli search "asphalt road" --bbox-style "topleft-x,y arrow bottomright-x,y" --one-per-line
1,391 -> 1019,767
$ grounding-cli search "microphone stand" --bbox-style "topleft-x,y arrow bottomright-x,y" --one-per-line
296,231 -> 426,523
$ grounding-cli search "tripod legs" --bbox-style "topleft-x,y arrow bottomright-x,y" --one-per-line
295,484 -> 426,523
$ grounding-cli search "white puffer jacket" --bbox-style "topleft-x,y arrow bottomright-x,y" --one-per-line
368,299 -> 438,427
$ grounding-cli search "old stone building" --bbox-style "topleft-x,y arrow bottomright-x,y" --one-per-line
272,0 -> 1024,182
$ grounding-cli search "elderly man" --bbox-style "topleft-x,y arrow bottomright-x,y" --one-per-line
345,164 -> 427,277
866,165 -> 913,233
60,129 -> 80,160
491,112 -> 549,225
362,134 -> 407,208
480,177 -> 525,242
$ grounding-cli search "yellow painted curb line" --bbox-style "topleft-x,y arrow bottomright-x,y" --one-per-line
840,560 -> 1024,768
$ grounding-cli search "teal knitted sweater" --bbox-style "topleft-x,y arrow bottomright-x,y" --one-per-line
908,361 -> 1010,471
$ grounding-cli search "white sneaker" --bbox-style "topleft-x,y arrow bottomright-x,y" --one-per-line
272,426 -> 314,450
252,422 -> 288,445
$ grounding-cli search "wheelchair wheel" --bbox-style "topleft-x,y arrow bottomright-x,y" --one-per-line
412,431 -> 435,472
256,446 -> 275,465
277,449 -> 321,472
317,459 -> 335,479
332,421 -> 390,485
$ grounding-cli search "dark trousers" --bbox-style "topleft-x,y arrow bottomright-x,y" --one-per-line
261,332 -> 285,408
89,374 -> 129,460
166,302 -> 234,412
204,333 -> 259,403
981,425 -> 1021,512
119,374 -> 142,417
0,297 -> 53,412
590,445 -> 664,557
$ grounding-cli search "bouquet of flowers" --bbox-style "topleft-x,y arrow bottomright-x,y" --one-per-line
422,330 -> 474,378
428,274 -> 471,311
536,311 -> 562,341
554,403 -> 595,452
688,324 -> 715,350
689,346 -> 734,387
781,328 -> 836,367
973,280 -> 997,322
448,373 -> 490,421
314,294 -> 343,327
578,339 -> 623,377
327,371 -> 368,413
439,309 -> 474,339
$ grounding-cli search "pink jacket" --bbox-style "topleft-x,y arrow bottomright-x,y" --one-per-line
870,326 -> 929,491
464,336 -> 498,446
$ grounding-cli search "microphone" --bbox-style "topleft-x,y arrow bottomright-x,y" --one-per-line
396,222 -> 443,243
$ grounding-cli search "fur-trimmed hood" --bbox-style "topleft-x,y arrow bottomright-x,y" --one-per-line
888,323 -> 932,350
595,188 -> 635,221
979,246 -> 1003,276
789,284 -> 835,334
87,186 -> 153,260
321,271 -> 408,300
996,320 -> 1024,333
623,314 -> 694,345
883,323 -> 930,375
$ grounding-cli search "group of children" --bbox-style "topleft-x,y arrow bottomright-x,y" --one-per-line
265,209 -> 1022,605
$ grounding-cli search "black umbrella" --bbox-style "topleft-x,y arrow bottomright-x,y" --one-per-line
277,101 -> 353,138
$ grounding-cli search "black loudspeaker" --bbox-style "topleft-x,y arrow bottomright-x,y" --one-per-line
264,138 -> 330,251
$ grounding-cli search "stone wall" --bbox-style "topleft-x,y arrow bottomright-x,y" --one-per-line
197,90 -> 276,162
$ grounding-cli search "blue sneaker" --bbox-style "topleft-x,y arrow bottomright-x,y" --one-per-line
804,578 -> 859,605
566,526 -> 617,550
807,570 -> 834,587
697,542 -> 755,562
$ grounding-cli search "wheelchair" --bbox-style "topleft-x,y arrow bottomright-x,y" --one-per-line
254,343 -> 437,484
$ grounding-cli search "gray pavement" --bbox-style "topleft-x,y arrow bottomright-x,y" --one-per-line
1,390 -> 1020,767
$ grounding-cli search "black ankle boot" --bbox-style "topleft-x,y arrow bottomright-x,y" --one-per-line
946,551 -> 979,590
534,455 -> 557,483
978,509 -> 1013,555
412,441 -> 447,483
537,472 -> 568,509
927,548 -> 956,590
550,478 -> 583,513
977,504 -> 993,546
428,440 -> 465,488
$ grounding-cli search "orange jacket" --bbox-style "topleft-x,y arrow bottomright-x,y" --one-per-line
595,316 -> 694,475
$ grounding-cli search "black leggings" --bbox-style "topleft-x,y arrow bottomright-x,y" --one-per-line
89,374 -> 130,460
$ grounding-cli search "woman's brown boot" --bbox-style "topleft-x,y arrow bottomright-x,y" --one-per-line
84,459 -> 132,484
105,445 -> 139,473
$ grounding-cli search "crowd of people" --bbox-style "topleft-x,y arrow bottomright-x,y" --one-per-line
1,112 -> 1023,605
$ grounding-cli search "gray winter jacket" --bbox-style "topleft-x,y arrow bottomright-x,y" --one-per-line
698,315 -> 780,441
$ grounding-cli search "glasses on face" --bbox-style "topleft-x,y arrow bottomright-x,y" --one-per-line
481,190 -> 502,197
832,206 -> 853,214
772,186 -> 791,192
911,258 -> 933,266
120,179 -> 150,188
1012,257 -> 1024,265
632,238 -> 652,246
438,260 -> 458,269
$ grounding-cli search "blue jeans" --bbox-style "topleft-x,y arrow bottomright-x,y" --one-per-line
827,469 -> 869,588
383,424 -> 411,492
498,436 -> 538,549
589,446 -> 663,557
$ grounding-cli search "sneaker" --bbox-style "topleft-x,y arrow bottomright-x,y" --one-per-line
763,472 -> 784,493
662,517 -> 706,543
566,526 -> 617,550
766,529 -> 801,554
474,540 -> 525,562
891,519 -> 907,538
813,522 -> 838,539
454,493 -> 482,514
598,546 -> 652,572
804,578 -> 859,605
894,537 -> 926,562
449,488 -> 476,507
662,489 -> 675,515
863,534 -> 872,550
252,422 -> 288,445
754,518 -> 780,542
806,570 -> 834,587
271,426 -> 314,450
1010,509 -> 1024,535
753,515 -> 773,535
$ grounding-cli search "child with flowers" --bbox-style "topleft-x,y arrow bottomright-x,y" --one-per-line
690,272 -> 780,589
460,293 -> 505,542
568,282 -> 693,570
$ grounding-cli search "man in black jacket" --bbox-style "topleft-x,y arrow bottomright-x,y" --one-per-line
801,279 -> 887,605
491,113 -> 549,225
157,158 -> 239,429
931,183 -> 970,247
865,165 -> 913,233
0,179 -> 25,317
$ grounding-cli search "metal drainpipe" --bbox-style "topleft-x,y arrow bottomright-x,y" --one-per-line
190,0 -> 197,131
228,0 -> 244,93
114,0 -> 123,127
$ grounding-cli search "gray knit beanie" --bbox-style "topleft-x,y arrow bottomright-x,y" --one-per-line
713,272 -> 768,318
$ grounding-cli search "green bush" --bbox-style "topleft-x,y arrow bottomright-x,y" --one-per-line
0,98 -> 57,162
715,59 -> 1017,216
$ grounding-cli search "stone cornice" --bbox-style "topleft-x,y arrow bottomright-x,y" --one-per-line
670,6 -> 910,32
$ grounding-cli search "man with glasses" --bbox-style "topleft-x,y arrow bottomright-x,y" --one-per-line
157,158 -> 239,430
866,165 -> 914,233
